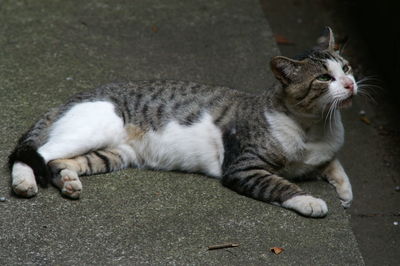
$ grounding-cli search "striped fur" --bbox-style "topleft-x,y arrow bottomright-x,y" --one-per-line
49,148 -> 128,177
9,27 -> 356,217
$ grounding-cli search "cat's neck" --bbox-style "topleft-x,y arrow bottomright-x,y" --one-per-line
283,98 -> 341,131
260,86 -> 342,131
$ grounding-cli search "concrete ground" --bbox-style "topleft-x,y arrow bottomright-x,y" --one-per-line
261,1 -> 400,265
0,0 -> 366,265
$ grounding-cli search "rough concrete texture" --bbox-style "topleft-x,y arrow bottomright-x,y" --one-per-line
0,0 -> 364,265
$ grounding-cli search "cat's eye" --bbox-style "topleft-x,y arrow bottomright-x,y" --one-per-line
316,74 -> 333,82
342,64 -> 350,73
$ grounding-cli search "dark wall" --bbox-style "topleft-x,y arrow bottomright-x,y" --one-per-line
353,0 -> 399,101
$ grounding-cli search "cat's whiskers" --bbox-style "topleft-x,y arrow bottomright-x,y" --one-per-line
356,76 -> 382,104
357,75 -> 381,83
357,83 -> 382,93
329,99 -> 339,132
321,95 -> 340,133
356,76 -> 382,90
357,89 -> 377,104
322,97 -> 334,127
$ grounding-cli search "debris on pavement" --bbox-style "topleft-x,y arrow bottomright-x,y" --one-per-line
208,242 -> 240,250
395,186 -> 400,192
0,197 -> 6,202
270,247 -> 284,255
360,115 -> 371,125
151,25 -> 159,33
358,110 -> 371,125
274,34 -> 294,45
394,221 -> 398,226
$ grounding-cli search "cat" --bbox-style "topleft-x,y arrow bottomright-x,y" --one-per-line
9,27 -> 355,218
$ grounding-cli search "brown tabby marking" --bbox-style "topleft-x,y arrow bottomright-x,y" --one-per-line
126,124 -> 146,140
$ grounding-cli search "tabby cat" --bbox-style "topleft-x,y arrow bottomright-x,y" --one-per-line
9,27 -> 355,217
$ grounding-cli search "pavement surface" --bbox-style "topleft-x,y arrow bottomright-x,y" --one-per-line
0,0 -> 365,265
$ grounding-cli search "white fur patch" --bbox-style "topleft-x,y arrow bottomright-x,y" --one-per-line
265,110 -> 344,177
11,162 -> 38,197
326,59 -> 357,99
38,101 -> 126,162
303,112 -> 344,166
282,195 -> 328,217
129,113 -> 224,177
326,59 -> 344,78
264,111 -> 305,161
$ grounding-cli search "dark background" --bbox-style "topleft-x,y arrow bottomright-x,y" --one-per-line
354,0 -> 399,101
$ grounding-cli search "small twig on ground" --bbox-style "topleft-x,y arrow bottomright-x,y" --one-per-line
208,243 -> 240,250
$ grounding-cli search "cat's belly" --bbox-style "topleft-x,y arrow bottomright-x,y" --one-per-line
37,101 -> 223,177
127,113 -> 224,177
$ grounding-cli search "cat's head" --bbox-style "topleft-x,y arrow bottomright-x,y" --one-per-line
270,27 -> 357,115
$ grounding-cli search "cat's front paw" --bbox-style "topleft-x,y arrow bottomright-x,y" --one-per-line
339,189 -> 352,208
282,195 -> 328,218
12,177 -> 38,198
325,181 -> 352,208
59,169 -> 82,199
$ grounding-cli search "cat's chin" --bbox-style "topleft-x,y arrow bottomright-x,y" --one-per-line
338,96 -> 353,109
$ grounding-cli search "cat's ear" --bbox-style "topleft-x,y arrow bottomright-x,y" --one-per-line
316,26 -> 335,51
270,56 -> 304,85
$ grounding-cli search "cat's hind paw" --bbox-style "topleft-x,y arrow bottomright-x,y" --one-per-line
282,195 -> 328,218
59,169 -> 82,199
12,178 -> 38,198
11,162 -> 38,198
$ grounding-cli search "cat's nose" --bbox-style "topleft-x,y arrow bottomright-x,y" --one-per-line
344,82 -> 354,91
342,77 -> 354,92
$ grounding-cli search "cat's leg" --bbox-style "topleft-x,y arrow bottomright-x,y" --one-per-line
322,158 -> 353,208
37,101 -> 126,163
11,101 -> 127,198
48,144 -> 135,199
222,162 -> 328,217
14,100 -> 129,199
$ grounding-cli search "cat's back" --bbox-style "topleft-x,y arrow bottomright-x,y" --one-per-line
96,80 -> 239,102
84,80 -> 246,130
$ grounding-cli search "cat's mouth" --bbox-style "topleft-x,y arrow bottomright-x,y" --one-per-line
338,96 -> 353,108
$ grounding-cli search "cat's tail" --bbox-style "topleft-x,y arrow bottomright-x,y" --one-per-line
8,142 -> 51,188
8,114 -> 56,191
